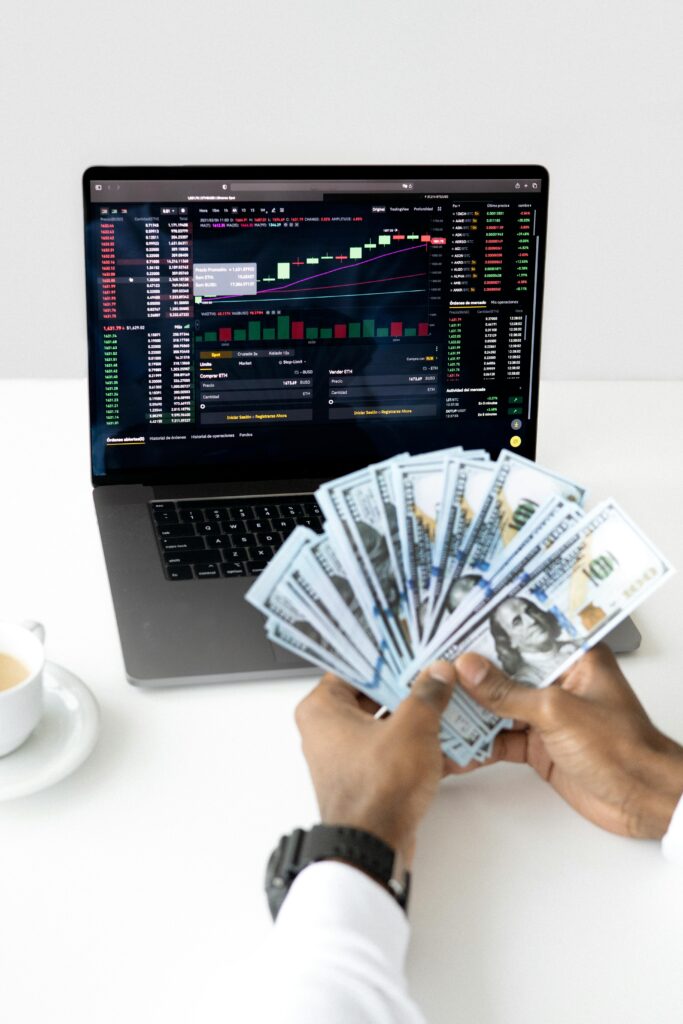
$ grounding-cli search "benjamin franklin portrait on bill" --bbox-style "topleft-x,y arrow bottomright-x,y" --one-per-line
488,596 -> 579,686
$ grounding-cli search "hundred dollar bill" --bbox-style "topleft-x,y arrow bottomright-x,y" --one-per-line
431,499 -> 674,763
408,446 -> 490,463
264,619 -> 399,710
318,463 -> 413,662
428,495 -> 585,651
257,584 -> 365,683
366,449 -> 489,651
405,502 -> 583,759
317,516 -> 403,675
423,457 -> 496,637
392,454 -> 457,641
282,573 -> 386,683
304,528 -> 396,667
369,455 -> 415,646
430,451 -> 586,630
287,546 -> 389,680
245,552 -> 362,679
245,528 -> 387,688
387,446 -> 489,643
454,449 -> 491,462
264,619 -> 458,735
424,505 -> 588,761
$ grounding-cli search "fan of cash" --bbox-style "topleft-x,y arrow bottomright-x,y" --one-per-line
246,448 -> 674,767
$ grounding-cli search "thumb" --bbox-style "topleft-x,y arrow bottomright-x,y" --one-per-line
391,660 -> 457,733
455,652 -> 565,728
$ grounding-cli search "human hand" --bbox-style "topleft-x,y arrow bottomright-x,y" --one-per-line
295,661 -> 457,865
455,644 -> 683,839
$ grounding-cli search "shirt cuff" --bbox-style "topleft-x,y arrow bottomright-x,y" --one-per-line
276,859 -> 410,973
661,791 -> 683,864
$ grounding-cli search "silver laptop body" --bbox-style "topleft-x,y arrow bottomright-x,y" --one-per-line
83,165 -> 637,687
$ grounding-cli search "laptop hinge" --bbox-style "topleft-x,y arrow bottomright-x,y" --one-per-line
149,478 -> 328,501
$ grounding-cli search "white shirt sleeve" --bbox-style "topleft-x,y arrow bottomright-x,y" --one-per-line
256,860 -> 425,1024
661,792 -> 683,863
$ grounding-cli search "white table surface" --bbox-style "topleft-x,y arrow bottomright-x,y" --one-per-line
1,379 -> 682,1024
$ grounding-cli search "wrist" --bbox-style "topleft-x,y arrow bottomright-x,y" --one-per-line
627,736 -> 683,839
265,825 -> 411,920
327,845 -> 411,907
321,809 -> 415,866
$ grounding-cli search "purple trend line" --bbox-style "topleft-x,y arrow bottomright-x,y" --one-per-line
209,242 -> 428,300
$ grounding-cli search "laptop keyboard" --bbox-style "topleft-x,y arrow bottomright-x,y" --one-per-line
150,497 -> 323,580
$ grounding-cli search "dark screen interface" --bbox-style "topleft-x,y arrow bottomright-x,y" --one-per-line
85,173 -> 547,480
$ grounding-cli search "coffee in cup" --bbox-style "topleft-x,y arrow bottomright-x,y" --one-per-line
0,653 -> 30,691
0,621 -> 45,757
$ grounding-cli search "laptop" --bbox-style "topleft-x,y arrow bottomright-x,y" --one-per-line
83,164 -> 638,687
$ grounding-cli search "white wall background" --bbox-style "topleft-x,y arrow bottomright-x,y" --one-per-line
1,0 -> 681,380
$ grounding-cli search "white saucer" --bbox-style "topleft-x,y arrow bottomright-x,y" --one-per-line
0,661 -> 100,800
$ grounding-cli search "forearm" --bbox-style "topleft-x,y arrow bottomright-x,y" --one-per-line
260,861 -> 425,1024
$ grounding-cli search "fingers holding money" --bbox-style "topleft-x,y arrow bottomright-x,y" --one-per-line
248,448 -> 674,770
442,724 -> 530,775
297,673 -> 378,726
296,662 -> 462,863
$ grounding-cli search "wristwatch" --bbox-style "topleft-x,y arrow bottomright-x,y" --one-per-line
265,824 -> 411,921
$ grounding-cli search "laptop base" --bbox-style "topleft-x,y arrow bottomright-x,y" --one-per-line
603,616 -> 641,655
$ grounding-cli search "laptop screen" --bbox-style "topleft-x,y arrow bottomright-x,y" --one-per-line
83,166 -> 548,485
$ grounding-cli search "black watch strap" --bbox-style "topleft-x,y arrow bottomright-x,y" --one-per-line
265,824 -> 411,921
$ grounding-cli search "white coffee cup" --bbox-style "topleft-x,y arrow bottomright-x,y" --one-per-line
0,620 -> 45,757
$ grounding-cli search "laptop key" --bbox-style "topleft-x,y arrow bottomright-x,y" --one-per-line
154,508 -> 179,524
227,545 -> 251,559
254,532 -> 281,546
250,546 -> 275,561
246,561 -> 269,575
195,564 -> 220,579
297,516 -> 324,532
272,517 -> 297,532
270,516 -> 294,532
252,505 -> 279,518
205,507 -> 231,521
179,509 -> 205,524
198,522 -> 220,534
300,502 -> 322,516
221,561 -> 247,577
242,519 -> 271,532
166,566 -> 193,581
157,524 -> 197,538
162,537 -> 206,551
229,533 -> 253,548
165,550 -> 219,566
206,535 -> 231,549
278,504 -> 301,518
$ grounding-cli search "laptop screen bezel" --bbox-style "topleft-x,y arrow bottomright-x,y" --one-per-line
83,164 -> 549,487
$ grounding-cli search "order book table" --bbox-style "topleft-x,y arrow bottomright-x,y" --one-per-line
0,379 -> 682,1024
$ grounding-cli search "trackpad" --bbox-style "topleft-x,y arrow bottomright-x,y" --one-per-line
270,641 -> 312,668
